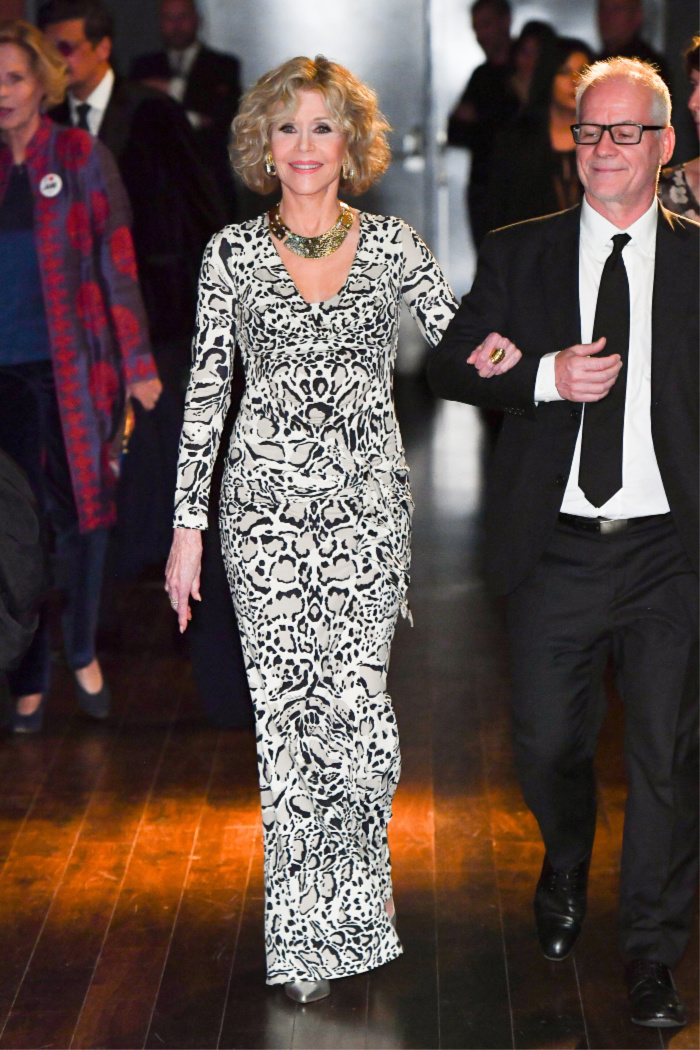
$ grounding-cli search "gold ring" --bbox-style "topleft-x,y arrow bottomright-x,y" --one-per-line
489,347 -> 506,364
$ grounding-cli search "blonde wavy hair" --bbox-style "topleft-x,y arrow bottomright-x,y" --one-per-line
231,55 -> 391,195
0,20 -> 68,108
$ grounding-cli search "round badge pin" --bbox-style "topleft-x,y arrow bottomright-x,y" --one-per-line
39,173 -> 63,198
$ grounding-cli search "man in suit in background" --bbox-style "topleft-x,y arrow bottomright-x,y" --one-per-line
447,0 -> 518,248
38,0 -> 226,369
428,58 -> 698,1028
130,0 -> 241,220
597,0 -> 671,87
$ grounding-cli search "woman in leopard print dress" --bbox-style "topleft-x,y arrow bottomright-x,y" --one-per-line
165,55 -> 520,1002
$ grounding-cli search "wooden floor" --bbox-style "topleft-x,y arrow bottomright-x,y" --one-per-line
0,383 -> 696,1050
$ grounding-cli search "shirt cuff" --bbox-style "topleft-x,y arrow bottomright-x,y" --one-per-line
534,353 -> 564,403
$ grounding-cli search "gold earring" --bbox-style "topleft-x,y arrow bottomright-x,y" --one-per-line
264,152 -> 277,177
341,159 -> 355,181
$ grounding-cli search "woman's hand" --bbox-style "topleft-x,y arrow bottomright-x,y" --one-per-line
164,527 -> 203,633
128,378 -> 163,411
468,332 -> 522,377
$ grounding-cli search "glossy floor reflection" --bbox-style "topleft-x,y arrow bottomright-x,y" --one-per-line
0,378 -> 696,1049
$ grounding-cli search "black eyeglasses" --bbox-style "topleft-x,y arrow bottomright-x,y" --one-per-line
571,123 -> 667,145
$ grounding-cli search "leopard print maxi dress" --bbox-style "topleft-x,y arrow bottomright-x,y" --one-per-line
174,212 -> 458,985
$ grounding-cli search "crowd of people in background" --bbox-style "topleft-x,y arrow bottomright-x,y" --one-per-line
448,0 -> 675,246
0,0 -> 697,737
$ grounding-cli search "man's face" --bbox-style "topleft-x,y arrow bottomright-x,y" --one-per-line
576,78 -> 674,215
43,18 -> 110,98
471,5 -> 511,62
160,0 -> 199,51
597,0 -> 643,51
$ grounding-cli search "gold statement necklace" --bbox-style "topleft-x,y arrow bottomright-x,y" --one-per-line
268,201 -> 353,259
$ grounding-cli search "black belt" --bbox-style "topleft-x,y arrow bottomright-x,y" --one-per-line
558,512 -> 671,535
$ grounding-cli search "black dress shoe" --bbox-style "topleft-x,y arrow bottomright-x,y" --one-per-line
533,854 -> 589,960
626,959 -> 686,1028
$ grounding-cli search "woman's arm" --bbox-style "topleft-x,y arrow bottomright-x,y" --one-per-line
399,222 -> 521,376
173,231 -> 237,530
166,230 -> 237,629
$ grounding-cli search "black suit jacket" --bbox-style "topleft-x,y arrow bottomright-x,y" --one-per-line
50,76 -> 226,343
426,204 -> 699,594
130,45 -> 241,136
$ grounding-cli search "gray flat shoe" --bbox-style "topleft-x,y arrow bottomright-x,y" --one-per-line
284,979 -> 331,1003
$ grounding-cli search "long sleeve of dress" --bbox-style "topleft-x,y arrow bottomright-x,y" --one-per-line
174,230 -> 237,528
399,223 -> 458,345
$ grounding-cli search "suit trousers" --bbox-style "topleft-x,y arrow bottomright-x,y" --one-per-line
0,363 -> 108,696
506,515 -> 698,966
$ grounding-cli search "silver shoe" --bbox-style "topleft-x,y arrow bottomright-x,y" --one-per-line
284,979 -> 331,1003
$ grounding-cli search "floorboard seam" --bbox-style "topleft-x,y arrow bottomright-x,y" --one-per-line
572,956 -> 590,1049
0,721 -> 70,888
478,684 -> 517,1050
0,762 -> 93,1043
215,821 -> 260,1049
68,686 -> 183,1048
143,730 -> 222,1049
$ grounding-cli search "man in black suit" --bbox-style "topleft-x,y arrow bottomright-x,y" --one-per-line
130,0 -> 241,221
428,58 -> 698,1028
38,0 -> 226,363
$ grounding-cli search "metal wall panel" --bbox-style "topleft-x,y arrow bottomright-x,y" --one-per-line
199,0 -> 431,238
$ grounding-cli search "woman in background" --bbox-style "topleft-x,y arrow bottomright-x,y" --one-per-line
659,37 -> 699,220
486,36 -> 594,231
0,20 -> 160,732
508,20 -> 556,113
166,55 -> 519,1004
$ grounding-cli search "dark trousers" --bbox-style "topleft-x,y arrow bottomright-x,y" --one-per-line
0,363 -> 108,696
506,515 -> 699,967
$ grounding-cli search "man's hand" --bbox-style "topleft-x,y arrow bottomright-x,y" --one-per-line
128,378 -> 162,411
554,338 -> 622,402
468,331 -> 522,377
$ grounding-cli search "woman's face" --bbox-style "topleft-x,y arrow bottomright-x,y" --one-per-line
268,89 -> 348,199
688,68 -> 700,142
551,51 -> 590,113
0,44 -> 44,140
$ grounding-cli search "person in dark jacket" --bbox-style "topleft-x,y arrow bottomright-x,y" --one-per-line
447,0 -> 518,247
130,0 -> 241,222
0,20 -> 160,732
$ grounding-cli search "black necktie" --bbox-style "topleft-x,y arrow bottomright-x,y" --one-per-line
75,102 -> 91,132
578,232 -> 631,508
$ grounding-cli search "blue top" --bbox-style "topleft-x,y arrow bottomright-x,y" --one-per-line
0,165 -> 51,366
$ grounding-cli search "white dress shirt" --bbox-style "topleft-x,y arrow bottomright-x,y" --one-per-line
534,196 -> 669,518
68,67 -> 114,137
166,41 -> 202,127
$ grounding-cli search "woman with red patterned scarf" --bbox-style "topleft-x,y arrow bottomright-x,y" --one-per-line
0,20 -> 160,731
